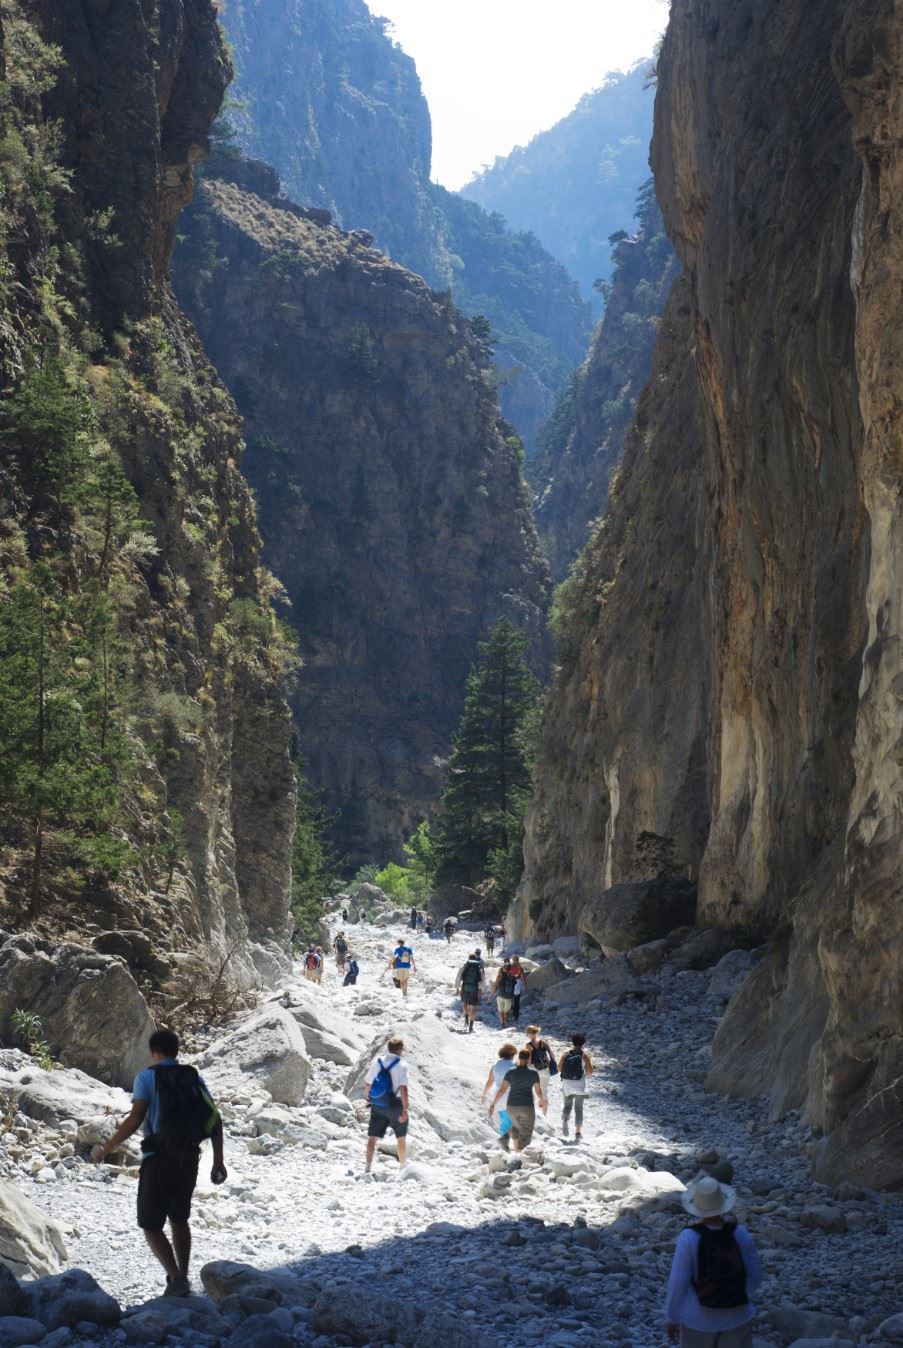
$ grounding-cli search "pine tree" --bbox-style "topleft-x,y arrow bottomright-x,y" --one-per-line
435,619 -> 539,893
290,756 -> 338,942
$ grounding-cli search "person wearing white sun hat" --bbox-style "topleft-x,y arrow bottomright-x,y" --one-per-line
664,1174 -> 763,1347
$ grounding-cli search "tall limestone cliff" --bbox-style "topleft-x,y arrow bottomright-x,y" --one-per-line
0,0 -> 294,983
217,0 -> 591,454
535,184 -> 679,580
174,157 -> 549,869
516,0 -> 902,1187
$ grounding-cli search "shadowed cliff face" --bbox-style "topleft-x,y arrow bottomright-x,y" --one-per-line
519,0 -> 903,1185
0,1 -> 294,981
173,161 -> 549,868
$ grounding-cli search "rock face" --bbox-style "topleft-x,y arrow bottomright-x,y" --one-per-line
518,0 -> 903,1187
174,159 -> 548,865
535,188 -> 680,579
0,1179 -> 67,1279
217,0 -> 591,453
0,2 -> 294,978
0,934 -> 154,1088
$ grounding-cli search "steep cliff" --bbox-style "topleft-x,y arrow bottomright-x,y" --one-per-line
463,64 -> 656,305
535,184 -> 679,580
518,0 -> 902,1186
217,0 -> 591,454
0,0 -> 294,983
173,158 -> 549,869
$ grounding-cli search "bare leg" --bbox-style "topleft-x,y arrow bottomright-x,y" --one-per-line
397,1137 -> 407,1167
365,1137 -> 377,1171
170,1220 -> 191,1278
144,1229 -> 180,1281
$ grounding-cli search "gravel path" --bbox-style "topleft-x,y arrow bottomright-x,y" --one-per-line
8,920 -> 903,1347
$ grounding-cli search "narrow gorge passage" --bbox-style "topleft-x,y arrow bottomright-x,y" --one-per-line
10,919 -> 902,1347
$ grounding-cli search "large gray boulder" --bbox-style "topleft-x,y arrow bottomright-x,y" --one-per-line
0,1050 -> 130,1129
0,1178 -> 67,1278
542,954 -> 645,1007
20,1267 -> 120,1330
285,987 -> 367,1067
198,1005 -> 311,1105
708,948 -> 758,1001
347,883 -> 389,922
0,933 -> 155,1089
579,879 -> 697,955
524,956 -> 572,994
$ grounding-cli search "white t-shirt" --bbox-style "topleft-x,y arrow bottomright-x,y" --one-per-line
491,1058 -> 517,1088
365,1054 -> 409,1095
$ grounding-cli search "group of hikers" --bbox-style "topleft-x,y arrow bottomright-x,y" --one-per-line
91,922 -> 765,1348
455,948 -> 526,1028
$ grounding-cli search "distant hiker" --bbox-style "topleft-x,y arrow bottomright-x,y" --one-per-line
508,956 -> 526,1022
474,946 -> 485,971
559,1033 -> 593,1141
342,907 -> 349,922
334,931 -> 349,971
389,937 -> 416,995
484,924 -> 496,956
524,1025 -> 556,1101
417,910 -> 425,930
664,1175 -> 763,1347
410,906 -> 418,931
480,1042 -> 518,1147
443,917 -> 456,944
90,1029 -> 226,1298
492,959 -> 517,1027
455,950 -> 485,1031
488,1047 -> 545,1151
425,913 -> 434,936
343,955 -> 360,986
314,946 -> 325,985
303,946 -> 321,983
364,1036 -> 409,1173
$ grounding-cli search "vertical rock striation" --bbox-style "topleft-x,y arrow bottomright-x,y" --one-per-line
519,0 -> 902,1185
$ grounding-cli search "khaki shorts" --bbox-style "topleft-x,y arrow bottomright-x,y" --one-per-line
506,1105 -> 535,1148
496,996 -> 512,1013
395,969 -> 410,985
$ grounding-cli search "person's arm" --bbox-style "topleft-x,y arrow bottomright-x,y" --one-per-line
488,1080 -> 510,1115
737,1227 -> 763,1297
90,1099 -> 148,1163
397,1083 -> 409,1122
533,1079 -> 547,1112
480,1068 -> 495,1101
210,1117 -> 227,1184
583,1052 -> 594,1076
664,1231 -> 695,1339
364,1061 -> 377,1103
557,1051 -> 568,1074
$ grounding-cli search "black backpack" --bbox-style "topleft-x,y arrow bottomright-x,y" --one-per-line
144,1064 -> 220,1159
691,1221 -> 749,1309
499,971 -> 517,997
530,1041 -> 551,1071
561,1048 -> 585,1081
461,959 -> 482,990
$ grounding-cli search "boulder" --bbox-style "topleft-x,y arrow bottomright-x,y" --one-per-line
200,1260 -> 301,1307
769,1306 -> 853,1341
799,1204 -> 847,1234
708,948 -> 758,1000
525,943 -> 554,961
670,927 -> 732,972
597,1167 -> 686,1208
542,954 -> 644,1007
787,1341 -> 855,1348
0,1052 -> 130,1130
551,937 -> 581,960
0,1263 -> 23,1316
579,879 -> 697,955
0,933 -> 155,1089
347,883 -> 388,921
0,1179 -> 67,1279
878,1314 -> 903,1343
628,938 -> 670,974
198,1006 -> 311,1106
21,1268 -> 120,1329
0,1317 -> 50,1346
285,986 -> 367,1067
524,957 -> 572,994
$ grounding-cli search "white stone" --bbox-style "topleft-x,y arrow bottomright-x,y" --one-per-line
0,1177 -> 67,1278
198,1006 -> 311,1106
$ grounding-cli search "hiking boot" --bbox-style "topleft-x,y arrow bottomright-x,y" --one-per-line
164,1276 -> 191,1298
498,1133 -> 511,1151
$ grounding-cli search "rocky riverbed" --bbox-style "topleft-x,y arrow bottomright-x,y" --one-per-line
1,916 -> 901,1347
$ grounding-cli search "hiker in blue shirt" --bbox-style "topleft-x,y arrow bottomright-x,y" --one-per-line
388,937 -> 416,996
91,1028 -> 226,1298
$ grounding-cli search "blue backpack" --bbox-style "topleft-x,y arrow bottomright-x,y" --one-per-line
369,1055 -> 400,1106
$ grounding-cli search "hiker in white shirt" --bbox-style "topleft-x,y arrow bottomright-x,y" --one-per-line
364,1037 -> 409,1173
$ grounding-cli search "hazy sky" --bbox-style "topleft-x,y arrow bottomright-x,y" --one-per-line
364,1 -> 670,189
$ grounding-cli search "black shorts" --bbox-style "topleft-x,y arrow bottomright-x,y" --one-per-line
461,988 -> 479,1006
368,1104 -> 408,1139
137,1150 -> 200,1231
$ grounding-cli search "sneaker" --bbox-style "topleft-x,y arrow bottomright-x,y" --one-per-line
164,1276 -> 191,1298
498,1134 -> 511,1152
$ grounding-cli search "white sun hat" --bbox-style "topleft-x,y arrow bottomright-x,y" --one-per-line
682,1174 -> 737,1218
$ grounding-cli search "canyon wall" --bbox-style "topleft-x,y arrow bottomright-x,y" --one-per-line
174,158 -> 548,868
518,0 -> 902,1186
0,0 -> 294,982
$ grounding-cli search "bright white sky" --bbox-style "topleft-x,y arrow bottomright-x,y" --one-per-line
364,1 -> 670,189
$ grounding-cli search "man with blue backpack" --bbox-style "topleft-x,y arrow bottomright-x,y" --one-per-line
364,1036 -> 409,1174
388,937 -> 416,996
91,1028 -> 226,1297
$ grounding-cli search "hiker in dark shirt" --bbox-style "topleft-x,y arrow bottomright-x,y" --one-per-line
343,954 -> 360,986
488,1048 -> 546,1150
91,1029 -> 226,1298
455,951 -> 484,1032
